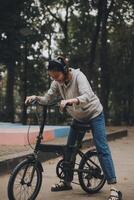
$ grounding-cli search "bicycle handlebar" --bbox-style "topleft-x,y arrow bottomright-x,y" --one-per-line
26,99 -> 72,109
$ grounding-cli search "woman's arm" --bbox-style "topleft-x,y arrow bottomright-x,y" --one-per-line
25,81 -> 60,105
76,72 -> 94,106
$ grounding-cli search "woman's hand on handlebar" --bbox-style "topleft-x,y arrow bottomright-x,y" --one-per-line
60,98 -> 79,112
25,95 -> 38,105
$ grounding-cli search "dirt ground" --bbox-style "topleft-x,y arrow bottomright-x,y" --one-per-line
0,125 -> 130,158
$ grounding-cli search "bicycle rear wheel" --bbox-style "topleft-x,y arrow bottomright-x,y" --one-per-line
8,159 -> 42,200
78,150 -> 106,194
56,159 -> 65,179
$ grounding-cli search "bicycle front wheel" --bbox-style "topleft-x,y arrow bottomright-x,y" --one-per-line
78,150 -> 106,194
8,159 -> 42,200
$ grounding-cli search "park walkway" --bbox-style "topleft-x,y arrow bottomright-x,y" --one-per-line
0,122 -> 128,174
0,126 -> 133,200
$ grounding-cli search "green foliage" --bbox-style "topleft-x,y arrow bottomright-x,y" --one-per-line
0,0 -> 134,125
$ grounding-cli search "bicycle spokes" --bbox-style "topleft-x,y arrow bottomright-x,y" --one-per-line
8,159 -> 42,200
78,151 -> 106,194
14,166 -> 38,198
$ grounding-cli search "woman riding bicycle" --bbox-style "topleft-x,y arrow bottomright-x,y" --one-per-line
25,55 -> 122,200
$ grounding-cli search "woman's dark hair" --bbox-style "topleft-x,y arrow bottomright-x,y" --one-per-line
47,56 -> 69,74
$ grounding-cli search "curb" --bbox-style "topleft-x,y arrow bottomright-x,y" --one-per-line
0,129 -> 128,175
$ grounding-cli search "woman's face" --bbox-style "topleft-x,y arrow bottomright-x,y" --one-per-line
48,70 -> 65,84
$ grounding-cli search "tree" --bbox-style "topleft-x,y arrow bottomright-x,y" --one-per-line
99,0 -> 114,118
0,0 -> 134,125
108,0 -> 134,124
0,0 -> 24,122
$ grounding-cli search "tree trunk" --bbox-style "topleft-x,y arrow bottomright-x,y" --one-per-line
99,0 -> 110,120
89,0 -> 103,81
21,40 -> 28,125
5,60 -> 15,122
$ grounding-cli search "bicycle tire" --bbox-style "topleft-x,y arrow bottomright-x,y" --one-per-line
78,150 -> 106,194
56,159 -> 65,179
8,159 -> 42,200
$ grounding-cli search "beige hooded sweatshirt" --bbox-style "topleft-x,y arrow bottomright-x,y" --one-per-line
38,68 -> 103,122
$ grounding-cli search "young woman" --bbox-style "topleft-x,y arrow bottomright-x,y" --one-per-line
25,56 -> 122,200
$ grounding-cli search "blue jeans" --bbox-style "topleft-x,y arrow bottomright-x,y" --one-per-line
66,112 -> 117,184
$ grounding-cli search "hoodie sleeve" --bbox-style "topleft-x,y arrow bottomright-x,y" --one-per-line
37,81 -> 60,105
76,71 -> 95,106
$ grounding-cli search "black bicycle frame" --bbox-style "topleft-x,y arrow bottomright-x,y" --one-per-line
33,105 -> 69,157
32,105 -> 97,169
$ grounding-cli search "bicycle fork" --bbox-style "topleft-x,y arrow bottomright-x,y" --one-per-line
21,155 -> 43,186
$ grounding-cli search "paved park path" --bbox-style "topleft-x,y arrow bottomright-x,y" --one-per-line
0,126 -> 134,200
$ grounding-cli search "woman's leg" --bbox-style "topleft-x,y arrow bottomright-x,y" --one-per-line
90,112 -> 116,184
90,112 -> 122,199
51,120 -> 85,191
65,121 -> 85,181
66,123 -> 85,157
